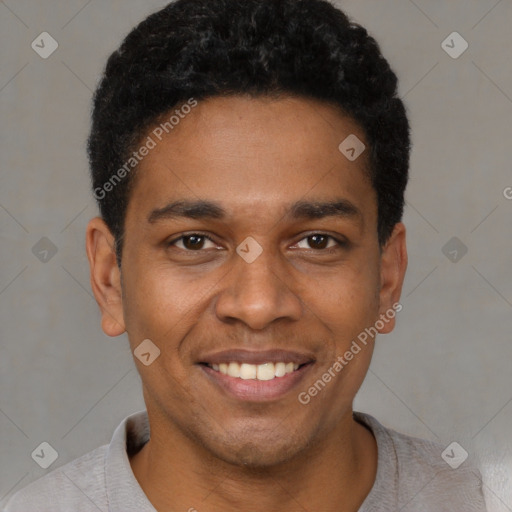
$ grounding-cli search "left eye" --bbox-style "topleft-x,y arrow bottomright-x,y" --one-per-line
295,234 -> 340,250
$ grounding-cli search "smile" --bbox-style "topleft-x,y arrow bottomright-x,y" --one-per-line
197,349 -> 315,400
206,361 -> 300,381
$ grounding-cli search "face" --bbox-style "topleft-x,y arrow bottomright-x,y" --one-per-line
87,95 -> 407,468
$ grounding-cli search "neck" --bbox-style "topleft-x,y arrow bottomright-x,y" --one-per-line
130,409 -> 377,512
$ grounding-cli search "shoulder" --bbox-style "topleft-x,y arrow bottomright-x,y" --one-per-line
1,445 -> 109,512
355,412 -> 487,512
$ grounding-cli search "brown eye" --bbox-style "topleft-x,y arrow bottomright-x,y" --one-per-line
169,234 -> 217,251
296,234 -> 339,250
182,235 -> 205,250
307,234 -> 329,249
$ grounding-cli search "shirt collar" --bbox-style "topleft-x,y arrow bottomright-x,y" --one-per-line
354,411 -> 399,509
103,410 -> 388,511
105,409 -> 155,512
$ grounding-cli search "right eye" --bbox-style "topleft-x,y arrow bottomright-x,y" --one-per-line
167,234 -> 219,251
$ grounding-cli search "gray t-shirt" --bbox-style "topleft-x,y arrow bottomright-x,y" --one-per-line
1,410 -> 487,511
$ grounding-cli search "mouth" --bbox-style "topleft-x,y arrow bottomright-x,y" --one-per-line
203,361 -> 302,380
197,349 -> 315,401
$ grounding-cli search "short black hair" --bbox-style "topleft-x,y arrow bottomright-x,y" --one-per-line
88,0 -> 410,263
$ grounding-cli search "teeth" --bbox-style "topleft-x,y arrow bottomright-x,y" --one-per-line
240,363 -> 257,380
274,362 -> 286,377
257,363 -> 275,381
213,361 -> 301,380
227,362 -> 240,378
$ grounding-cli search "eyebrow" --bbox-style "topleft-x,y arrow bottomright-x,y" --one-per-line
147,199 -> 362,224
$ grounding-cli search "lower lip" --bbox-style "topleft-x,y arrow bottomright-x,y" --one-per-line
200,363 -> 314,402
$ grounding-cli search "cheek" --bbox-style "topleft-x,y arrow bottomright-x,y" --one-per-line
121,262 -> 211,344
121,267 -> 203,396
300,261 -> 381,337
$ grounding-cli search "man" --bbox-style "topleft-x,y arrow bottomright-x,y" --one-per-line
1,0 -> 487,510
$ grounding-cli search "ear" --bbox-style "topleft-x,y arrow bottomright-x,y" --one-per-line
377,222 -> 408,334
85,217 -> 126,337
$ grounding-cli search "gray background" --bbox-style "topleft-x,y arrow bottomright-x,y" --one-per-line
1,0 -> 511,509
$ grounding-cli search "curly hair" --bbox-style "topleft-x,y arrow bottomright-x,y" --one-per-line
88,0 -> 410,262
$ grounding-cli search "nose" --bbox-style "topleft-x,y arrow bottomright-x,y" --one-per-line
214,246 -> 303,330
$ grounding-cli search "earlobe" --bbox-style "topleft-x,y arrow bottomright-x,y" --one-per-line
377,222 -> 408,334
85,217 -> 126,337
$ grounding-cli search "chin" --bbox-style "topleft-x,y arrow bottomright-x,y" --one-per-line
219,441 -> 301,469
200,424 -> 314,469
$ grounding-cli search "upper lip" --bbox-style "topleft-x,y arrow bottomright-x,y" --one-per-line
198,349 -> 315,366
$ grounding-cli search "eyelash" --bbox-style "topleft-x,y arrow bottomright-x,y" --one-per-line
167,233 -> 217,250
167,233 -> 348,252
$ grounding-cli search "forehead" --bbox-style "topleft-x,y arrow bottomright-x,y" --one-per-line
126,95 -> 376,227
